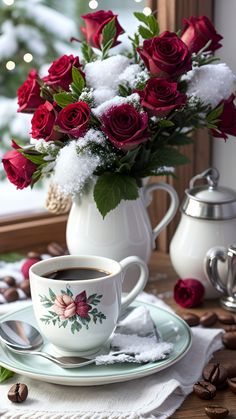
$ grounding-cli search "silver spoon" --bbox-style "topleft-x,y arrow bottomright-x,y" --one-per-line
0,320 -> 95,369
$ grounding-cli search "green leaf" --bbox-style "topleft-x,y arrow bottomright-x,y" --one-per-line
54,92 -> 75,108
138,25 -> 153,40
118,84 -> 132,97
49,288 -> 56,302
71,66 -> 85,94
94,173 -> 139,218
81,42 -> 97,63
137,147 -> 189,176
207,103 -> 224,122
133,11 -> 149,25
0,252 -> 23,262
158,120 -> 175,128
102,18 -> 116,48
20,151 -> 45,166
0,367 -> 14,383
147,15 -> 159,35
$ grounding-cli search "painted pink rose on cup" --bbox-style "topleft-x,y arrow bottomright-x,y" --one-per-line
101,103 -> 149,150
52,295 -> 76,320
138,31 -> 192,78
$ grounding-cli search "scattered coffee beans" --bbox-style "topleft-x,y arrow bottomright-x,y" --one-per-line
27,251 -> 41,259
202,363 -> 228,387
7,383 -> 28,403
227,377 -> 236,394
4,288 -> 19,303
180,312 -> 200,327
222,331 -> 236,349
47,242 -> 66,256
19,280 -> 31,297
193,380 -> 216,399
218,314 -> 235,325
204,405 -> 229,419
200,312 -> 218,327
3,276 -> 16,287
224,324 -> 236,332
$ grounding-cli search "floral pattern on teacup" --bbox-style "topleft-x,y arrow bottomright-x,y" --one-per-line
39,287 -> 106,334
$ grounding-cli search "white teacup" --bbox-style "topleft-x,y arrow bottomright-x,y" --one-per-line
29,255 -> 148,356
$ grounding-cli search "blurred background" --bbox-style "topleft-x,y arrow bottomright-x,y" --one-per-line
0,0 -> 147,215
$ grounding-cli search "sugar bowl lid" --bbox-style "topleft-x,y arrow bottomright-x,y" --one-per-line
181,168 -> 236,219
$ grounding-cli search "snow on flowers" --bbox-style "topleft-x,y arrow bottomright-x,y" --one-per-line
3,10 -> 236,217
40,288 -> 106,334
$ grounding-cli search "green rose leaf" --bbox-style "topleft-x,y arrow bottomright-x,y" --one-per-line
54,92 -> 75,108
71,66 -> 85,95
0,366 -> 14,383
94,173 -> 139,218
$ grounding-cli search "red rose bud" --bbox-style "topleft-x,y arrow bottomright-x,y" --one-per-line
101,103 -> 149,150
174,278 -> 205,308
21,257 -> 41,279
17,69 -> 44,113
141,78 -> 187,116
81,10 -> 124,49
211,95 -> 236,140
43,55 -> 84,91
57,101 -> 90,138
181,15 -> 223,54
137,31 -> 192,78
31,101 -> 62,142
2,142 -> 37,189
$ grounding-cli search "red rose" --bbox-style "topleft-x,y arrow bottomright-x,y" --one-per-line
138,31 -> 192,78
17,69 -> 44,113
43,55 -> 84,91
57,101 -> 90,138
31,101 -> 61,141
81,10 -> 124,49
2,141 -> 37,189
141,78 -> 187,116
101,104 -> 149,150
75,291 -> 92,318
21,257 -> 41,279
181,16 -> 223,54
174,278 -> 205,308
211,95 -> 236,140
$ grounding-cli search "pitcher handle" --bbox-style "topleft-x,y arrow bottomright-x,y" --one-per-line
143,182 -> 179,248
205,246 -> 229,294
120,256 -> 148,311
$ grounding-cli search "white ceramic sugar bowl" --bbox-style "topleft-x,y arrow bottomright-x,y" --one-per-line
170,168 -> 236,298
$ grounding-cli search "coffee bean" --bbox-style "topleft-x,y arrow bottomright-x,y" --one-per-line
202,363 -> 228,387
200,312 -> 218,327
47,242 -> 66,257
27,251 -> 41,259
224,324 -> 236,332
227,377 -> 236,394
19,280 -> 31,297
222,331 -> 236,349
218,314 -> 235,325
8,383 -> 28,403
193,380 -> 216,399
205,405 -> 229,419
4,288 -> 19,302
2,276 -> 16,287
180,312 -> 200,327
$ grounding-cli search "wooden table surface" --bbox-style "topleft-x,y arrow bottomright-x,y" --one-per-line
147,252 -> 236,419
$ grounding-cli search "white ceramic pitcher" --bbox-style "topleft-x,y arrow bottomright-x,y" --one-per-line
66,182 -> 179,266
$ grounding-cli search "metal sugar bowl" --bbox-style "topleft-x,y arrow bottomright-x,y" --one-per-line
170,168 -> 236,299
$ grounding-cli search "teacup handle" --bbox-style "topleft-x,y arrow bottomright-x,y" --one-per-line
205,246 -> 234,295
120,256 -> 148,311
143,183 -> 179,248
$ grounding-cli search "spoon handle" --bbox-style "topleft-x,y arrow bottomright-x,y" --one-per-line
6,346 -> 95,369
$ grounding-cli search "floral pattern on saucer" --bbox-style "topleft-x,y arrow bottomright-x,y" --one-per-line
39,287 -> 106,334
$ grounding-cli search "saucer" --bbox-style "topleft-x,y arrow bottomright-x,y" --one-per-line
0,301 -> 192,386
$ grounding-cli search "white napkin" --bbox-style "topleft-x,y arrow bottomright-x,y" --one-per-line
95,305 -> 173,364
0,293 -> 223,419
